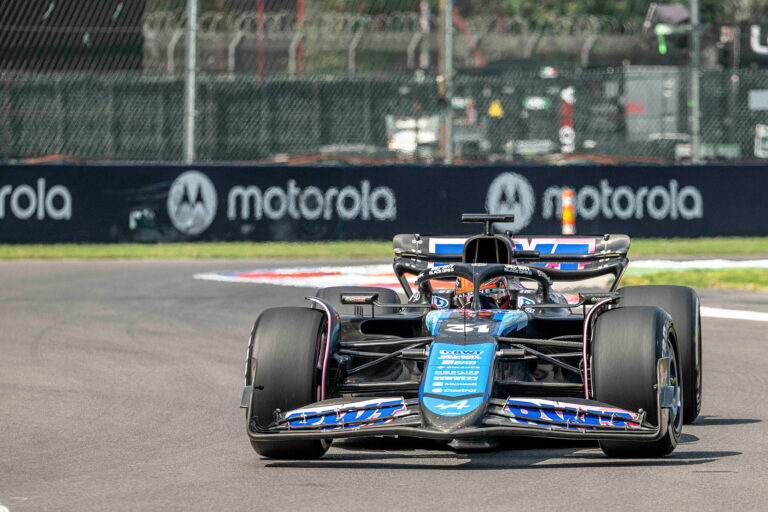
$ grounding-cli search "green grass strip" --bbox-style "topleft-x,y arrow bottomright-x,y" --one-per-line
629,237 -> 768,257
0,237 -> 767,260
622,269 -> 768,291
0,241 -> 393,260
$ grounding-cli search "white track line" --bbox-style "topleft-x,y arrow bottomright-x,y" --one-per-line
701,306 -> 768,322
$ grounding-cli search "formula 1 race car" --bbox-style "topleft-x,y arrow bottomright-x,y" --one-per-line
241,214 -> 702,459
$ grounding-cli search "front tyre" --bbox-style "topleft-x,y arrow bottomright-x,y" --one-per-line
593,306 -> 683,458
247,307 -> 330,459
619,285 -> 702,423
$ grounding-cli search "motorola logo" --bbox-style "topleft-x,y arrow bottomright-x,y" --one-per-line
485,172 -> 536,232
167,171 -> 218,235
0,178 -> 71,221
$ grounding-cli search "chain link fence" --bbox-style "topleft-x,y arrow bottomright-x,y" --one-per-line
2,1 -> 768,163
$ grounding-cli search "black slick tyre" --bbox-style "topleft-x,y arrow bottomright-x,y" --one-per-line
593,306 -> 683,458
314,286 -> 401,315
247,307 -> 330,459
619,285 -> 702,423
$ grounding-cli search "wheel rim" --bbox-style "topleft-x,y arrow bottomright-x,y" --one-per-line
694,317 -> 702,414
665,335 -> 683,435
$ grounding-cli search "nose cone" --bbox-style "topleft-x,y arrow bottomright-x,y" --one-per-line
419,341 -> 496,432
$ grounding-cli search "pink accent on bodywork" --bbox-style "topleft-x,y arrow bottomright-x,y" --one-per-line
306,297 -> 334,401
582,297 -> 615,400
511,237 -> 597,254
511,237 -> 597,269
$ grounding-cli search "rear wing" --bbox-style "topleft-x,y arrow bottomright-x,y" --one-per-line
392,234 -> 630,297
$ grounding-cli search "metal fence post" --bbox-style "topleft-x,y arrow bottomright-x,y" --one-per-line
407,32 -> 424,69
440,0 -> 454,164
420,0 -> 430,69
690,0 -> 701,163
348,29 -> 364,77
184,0 -> 198,163
228,15 -> 246,78
288,32 -> 305,79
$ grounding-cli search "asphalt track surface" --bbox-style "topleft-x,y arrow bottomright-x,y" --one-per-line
1,260 -> 767,511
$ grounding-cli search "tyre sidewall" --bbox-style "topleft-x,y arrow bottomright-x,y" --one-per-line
593,306 -> 682,457
247,307 -> 329,459
619,285 -> 701,423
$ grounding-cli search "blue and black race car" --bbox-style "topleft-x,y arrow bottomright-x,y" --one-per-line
241,214 -> 702,459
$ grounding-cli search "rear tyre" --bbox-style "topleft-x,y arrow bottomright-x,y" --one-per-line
593,306 -> 683,458
314,286 -> 401,315
247,307 -> 330,459
619,285 -> 702,423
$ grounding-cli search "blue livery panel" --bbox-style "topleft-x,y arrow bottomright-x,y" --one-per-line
501,398 -> 641,430
420,343 -> 495,417
424,309 -> 527,337
284,398 -> 407,430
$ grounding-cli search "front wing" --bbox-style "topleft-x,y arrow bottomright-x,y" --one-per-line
247,396 -> 663,442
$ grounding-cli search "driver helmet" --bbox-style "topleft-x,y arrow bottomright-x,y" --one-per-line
455,276 -> 513,309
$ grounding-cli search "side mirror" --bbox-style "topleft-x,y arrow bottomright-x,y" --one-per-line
340,293 -> 379,305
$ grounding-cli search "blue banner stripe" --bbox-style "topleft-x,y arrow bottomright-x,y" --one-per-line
434,243 -> 464,255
